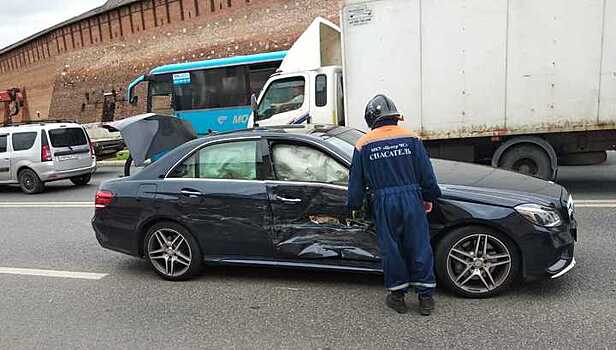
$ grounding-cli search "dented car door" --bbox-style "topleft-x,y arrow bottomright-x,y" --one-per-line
265,140 -> 380,264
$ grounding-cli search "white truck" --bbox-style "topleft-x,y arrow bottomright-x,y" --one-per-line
251,0 -> 616,180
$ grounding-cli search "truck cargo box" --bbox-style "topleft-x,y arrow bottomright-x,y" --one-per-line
342,0 -> 616,139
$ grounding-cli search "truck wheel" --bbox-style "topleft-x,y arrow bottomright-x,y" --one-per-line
500,144 -> 552,179
19,168 -> 45,194
124,155 -> 133,177
559,151 -> 607,166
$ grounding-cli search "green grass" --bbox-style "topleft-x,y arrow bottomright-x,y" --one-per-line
115,150 -> 130,160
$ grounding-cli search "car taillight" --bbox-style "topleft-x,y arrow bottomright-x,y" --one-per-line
41,144 -> 52,162
95,190 -> 114,208
89,141 -> 95,158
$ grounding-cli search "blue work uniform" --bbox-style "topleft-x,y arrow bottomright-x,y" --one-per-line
347,121 -> 442,296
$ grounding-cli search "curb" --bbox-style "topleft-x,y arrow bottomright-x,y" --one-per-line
97,160 -> 126,167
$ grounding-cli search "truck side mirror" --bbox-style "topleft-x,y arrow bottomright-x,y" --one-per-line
130,95 -> 139,105
250,94 -> 258,117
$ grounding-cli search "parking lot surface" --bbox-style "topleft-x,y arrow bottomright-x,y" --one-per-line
1,158 -> 615,349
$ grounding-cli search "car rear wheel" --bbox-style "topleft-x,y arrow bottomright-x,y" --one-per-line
18,168 -> 45,194
144,222 -> 202,281
435,226 -> 520,298
70,174 -> 91,186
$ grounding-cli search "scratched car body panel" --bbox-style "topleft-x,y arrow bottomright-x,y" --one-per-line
92,126 -> 577,296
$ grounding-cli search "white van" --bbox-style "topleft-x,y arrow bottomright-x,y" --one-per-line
0,121 -> 97,194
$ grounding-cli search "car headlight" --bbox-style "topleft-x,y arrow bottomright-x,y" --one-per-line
515,203 -> 562,227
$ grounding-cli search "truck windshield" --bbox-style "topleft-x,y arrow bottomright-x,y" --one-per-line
257,77 -> 305,120
49,128 -> 88,148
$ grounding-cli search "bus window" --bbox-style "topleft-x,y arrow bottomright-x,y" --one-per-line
174,67 -> 250,112
249,66 -> 278,96
148,74 -> 173,115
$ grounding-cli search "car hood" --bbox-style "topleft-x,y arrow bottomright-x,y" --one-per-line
432,159 -> 564,207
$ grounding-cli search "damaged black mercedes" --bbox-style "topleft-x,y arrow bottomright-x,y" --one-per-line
92,126 -> 577,298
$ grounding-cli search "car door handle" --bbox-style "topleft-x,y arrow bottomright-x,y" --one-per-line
180,189 -> 203,197
275,195 -> 302,203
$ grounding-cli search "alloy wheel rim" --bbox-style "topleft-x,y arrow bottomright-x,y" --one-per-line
147,228 -> 192,277
447,233 -> 512,294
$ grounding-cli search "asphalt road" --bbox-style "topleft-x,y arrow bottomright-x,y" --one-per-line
1,156 -> 615,350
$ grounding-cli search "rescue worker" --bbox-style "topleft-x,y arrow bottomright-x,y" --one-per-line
347,95 -> 442,316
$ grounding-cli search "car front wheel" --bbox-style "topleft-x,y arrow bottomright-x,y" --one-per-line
435,226 -> 520,298
144,222 -> 202,281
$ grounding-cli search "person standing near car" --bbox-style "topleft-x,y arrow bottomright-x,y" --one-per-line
347,95 -> 442,316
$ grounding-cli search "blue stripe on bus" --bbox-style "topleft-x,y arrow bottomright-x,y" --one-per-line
175,107 -> 252,135
149,51 -> 287,75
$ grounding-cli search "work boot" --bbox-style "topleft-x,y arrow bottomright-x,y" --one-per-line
418,295 -> 435,316
386,291 -> 408,314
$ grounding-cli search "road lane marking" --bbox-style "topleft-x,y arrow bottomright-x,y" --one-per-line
575,199 -> 616,203
0,267 -> 107,280
575,204 -> 616,208
0,202 -> 93,208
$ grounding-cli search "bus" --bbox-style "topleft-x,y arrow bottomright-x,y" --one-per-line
127,51 -> 286,136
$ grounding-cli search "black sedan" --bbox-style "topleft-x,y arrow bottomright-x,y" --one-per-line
92,126 -> 577,298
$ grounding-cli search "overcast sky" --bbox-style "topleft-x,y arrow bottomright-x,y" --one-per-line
0,0 -> 106,49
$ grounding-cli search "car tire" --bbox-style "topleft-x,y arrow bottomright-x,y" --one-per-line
18,168 -> 45,194
144,222 -> 202,281
435,226 -> 520,298
500,144 -> 552,179
70,174 -> 92,186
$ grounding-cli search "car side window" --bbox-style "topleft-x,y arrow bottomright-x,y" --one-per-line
169,140 -> 258,180
271,143 -> 349,185
0,135 -> 7,153
12,132 -> 37,151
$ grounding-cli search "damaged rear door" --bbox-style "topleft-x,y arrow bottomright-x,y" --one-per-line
265,139 -> 380,265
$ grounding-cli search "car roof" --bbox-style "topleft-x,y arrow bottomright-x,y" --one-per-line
0,121 -> 85,133
191,125 -> 355,144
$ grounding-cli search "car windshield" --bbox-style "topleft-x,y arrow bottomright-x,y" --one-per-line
320,128 -> 364,157
49,128 -> 88,148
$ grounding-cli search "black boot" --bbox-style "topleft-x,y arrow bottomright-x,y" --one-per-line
386,291 -> 408,314
418,295 -> 435,316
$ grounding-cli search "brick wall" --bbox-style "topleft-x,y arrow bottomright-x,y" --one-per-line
0,0 -> 342,123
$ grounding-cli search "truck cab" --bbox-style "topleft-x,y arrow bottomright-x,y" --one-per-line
253,66 -> 344,127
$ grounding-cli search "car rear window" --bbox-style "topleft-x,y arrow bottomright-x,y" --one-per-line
12,132 -> 38,151
49,128 -> 87,148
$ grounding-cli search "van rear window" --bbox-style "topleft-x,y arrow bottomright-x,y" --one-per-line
49,128 -> 87,148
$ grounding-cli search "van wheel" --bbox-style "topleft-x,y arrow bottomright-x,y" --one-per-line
500,144 -> 552,179
70,174 -> 92,186
19,168 -> 45,194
